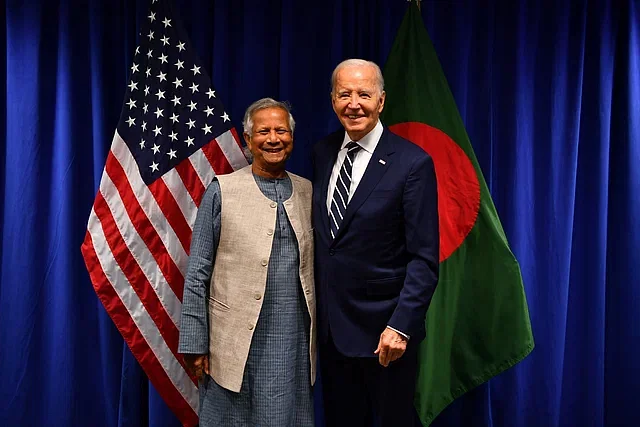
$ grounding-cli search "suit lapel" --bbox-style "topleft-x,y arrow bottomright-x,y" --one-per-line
319,134 -> 343,238
332,129 -> 395,243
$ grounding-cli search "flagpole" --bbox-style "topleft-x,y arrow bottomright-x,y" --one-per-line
407,0 -> 421,12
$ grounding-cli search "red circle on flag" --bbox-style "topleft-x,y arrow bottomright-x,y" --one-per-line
390,122 -> 481,262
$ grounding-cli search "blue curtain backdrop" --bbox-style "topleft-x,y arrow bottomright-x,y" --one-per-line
1,0 -> 639,426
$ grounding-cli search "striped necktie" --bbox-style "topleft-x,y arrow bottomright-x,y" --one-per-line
329,141 -> 362,239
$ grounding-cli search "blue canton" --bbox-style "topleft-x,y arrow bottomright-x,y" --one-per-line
116,0 -> 233,185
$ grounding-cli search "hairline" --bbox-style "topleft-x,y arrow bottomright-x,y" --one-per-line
330,59 -> 385,96
242,98 -> 296,136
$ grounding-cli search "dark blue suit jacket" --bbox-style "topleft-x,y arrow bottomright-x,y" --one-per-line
312,127 -> 439,357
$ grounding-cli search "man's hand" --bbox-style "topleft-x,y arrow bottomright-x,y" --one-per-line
182,354 -> 209,380
374,327 -> 408,367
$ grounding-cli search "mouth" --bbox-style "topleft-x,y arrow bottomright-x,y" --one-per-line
345,114 -> 365,122
263,147 -> 283,153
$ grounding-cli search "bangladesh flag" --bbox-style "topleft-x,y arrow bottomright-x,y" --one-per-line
380,2 -> 535,425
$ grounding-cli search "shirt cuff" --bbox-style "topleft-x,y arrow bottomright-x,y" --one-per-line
387,325 -> 410,340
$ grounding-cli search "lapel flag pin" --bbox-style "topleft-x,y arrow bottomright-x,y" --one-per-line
379,159 -> 386,165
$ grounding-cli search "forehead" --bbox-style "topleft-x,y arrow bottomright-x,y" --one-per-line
334,65 -> 378,91
252,107 -> 289,127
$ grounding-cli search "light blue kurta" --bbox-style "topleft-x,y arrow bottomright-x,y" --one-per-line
178,173 -> 313,427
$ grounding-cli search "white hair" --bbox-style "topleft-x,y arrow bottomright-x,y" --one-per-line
330,59 -> 385,96
242,97 -> 296,135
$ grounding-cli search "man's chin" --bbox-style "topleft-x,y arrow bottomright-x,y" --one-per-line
263,157 -> 288,167
345,128 -> 367,140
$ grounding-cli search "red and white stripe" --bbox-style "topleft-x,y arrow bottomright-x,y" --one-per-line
81,129 -> 247,426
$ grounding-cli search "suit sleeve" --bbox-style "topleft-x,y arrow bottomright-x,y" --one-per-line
387,153 -> 439,338
178,180 -> 222,355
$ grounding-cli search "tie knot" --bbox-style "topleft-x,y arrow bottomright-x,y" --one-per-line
346,141 -> 361,153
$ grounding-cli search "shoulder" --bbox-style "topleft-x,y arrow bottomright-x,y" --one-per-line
216,165 -> 252,186
202,177 -> 221,197
313,129 -> 344,156
198,178 -> 222,214
383,127 -> 430,160
287,172 -> 313,203
287,172 -> 312,191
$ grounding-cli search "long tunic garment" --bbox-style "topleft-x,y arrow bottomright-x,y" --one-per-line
178,173 -> 314,427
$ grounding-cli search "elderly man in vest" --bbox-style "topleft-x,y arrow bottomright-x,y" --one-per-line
178,98 -> 315,426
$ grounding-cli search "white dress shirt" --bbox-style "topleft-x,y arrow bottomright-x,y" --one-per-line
326,120 -> 383,213
325,120 -> 410,341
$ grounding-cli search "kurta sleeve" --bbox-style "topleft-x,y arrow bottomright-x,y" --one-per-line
178,179 -> 222,354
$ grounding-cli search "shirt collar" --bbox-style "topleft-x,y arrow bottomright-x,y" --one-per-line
340,120 -> 384,154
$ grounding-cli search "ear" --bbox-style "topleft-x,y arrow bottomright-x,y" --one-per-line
243,132 -> 252,149
378,91 -> 386,113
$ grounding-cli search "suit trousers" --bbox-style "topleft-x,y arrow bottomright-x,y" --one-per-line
319,332 -> 421,427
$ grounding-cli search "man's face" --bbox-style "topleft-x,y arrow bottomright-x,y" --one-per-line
332,65 -> 386,141
244,107 -> 293,173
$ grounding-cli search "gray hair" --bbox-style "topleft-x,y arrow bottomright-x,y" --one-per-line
330,59 -> 385,96
242,97 -> 296,135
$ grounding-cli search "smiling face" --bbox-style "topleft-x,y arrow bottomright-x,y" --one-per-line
331,64 -> 386,141
243,107 -> 293,178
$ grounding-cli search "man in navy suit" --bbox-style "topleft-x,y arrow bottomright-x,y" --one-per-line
312,59 -> 440,426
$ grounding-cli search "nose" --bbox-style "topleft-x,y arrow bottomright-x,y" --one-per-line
265,129 -> 280,143
348,93 -> 360,109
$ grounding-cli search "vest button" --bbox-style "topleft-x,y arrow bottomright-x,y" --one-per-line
261,259 -> 268,266
267,229 -> 274,236
329,249 -> 335,256
270,202 -> 277,208
254,293 -> 262,300
248,323 -> 254,330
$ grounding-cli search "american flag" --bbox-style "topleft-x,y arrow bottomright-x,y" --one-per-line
80,0 -> 247,424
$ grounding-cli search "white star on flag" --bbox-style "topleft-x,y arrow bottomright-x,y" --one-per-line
80,2 -> 248,425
